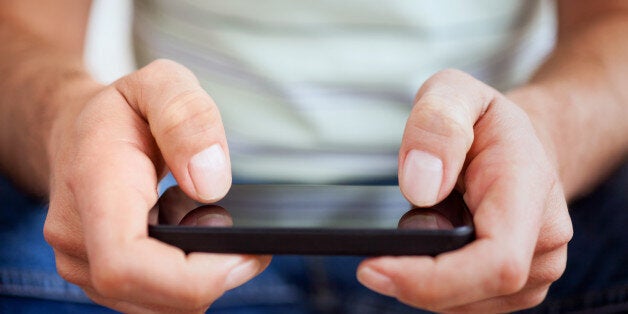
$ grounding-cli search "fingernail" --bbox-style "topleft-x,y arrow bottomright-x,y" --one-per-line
189,144 -> 230,202
224,259 -> 258,290
402,150 -> 443,206
358,267 -> 397,297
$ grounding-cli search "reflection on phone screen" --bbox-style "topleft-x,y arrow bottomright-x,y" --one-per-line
153,185 -> 470,231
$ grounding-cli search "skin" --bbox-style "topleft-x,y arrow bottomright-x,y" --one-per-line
0,1 -> 627,313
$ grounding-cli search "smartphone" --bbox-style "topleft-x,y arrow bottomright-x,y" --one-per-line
148,185 -> 474,256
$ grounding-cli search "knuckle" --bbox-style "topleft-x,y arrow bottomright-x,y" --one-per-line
542,248 -> 568,283
174,282 -> 215,311
43,210 -> 85,258
56,259 -> 88,287
157,92 -> 221,141
409,96 -> 474,144
545,264 -> 566,284
145,58 -> 190,77
431,68 -> 469,81
397,283 -> 444,311
516,287 -> 549,310
121,59 -> 199,105
556,213 -> 574,246
180,290 -> 211,310
83,290 -> 140,314
55,263 -> 75,283
82,290 -> 111,309
420,69 -> 476,94
138,59 -> 198,89
552,185 -> 574,246
409,83 -> 474,142
494,254 -> 528,295
538,186 -> 573,252
524,294 -> 547,309
43,216 -> 61,248
143,272 -> 219,311
91,260 -> 132,298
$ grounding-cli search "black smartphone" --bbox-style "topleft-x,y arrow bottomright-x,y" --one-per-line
148,185 -> 474,256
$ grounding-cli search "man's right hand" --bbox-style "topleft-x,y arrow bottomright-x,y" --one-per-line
43,59 -> 270,313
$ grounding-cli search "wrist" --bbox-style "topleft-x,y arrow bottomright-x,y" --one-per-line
0,62 -> 103,196
507,83 -> 628,201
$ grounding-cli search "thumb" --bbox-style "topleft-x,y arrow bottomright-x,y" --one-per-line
399,69 -> 497,206
115,59 -> 231,202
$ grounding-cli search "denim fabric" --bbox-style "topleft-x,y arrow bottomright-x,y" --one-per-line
0,174 -> 312,312
0,176 -> 99,307
1,162 -> 627,313
0,174 -> 422,313
521,162 -> 628,314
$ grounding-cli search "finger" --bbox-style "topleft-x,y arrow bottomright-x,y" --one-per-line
535,183 -> 573,254
527,245 -> 568,288
81,156 -> 269,308
399,69 -> 496,206
84,287 -> 208,314
44,216 -> 86,260
115,59 -> 231,203
358,240 -> 528,310
432,245 -> 566,313
84,289 -> 148,314
360,98 -> 555,309
54,251 -> 91,287
439,245 -> 567,313
71,91 -> 269,309
442,284 -> 551,314
44,193 -> 88,260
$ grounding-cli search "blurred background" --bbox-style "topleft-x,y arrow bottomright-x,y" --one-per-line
84,0 -> 135,83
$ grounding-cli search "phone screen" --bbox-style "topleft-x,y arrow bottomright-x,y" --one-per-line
154,185 -> 469,231
150,185 -> 474,255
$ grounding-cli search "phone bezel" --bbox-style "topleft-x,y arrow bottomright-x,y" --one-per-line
148,185 -> 475,256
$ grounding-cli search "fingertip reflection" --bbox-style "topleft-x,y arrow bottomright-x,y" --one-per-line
180,205 -> 233,227
153,185 -> 469,230
156,186 -> 233,227
398,209 -> 454,230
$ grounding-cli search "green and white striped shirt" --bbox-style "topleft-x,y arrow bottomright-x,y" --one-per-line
133,0 -> 556,182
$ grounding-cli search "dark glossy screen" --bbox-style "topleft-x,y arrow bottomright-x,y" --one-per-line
153,185 -> 471,231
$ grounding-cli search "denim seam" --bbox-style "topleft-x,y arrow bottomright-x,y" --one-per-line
0,268 -> 90,303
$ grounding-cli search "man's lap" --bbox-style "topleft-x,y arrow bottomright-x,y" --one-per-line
1,162 -> 627,313
0,175 -> 422,313
528,162 -> 628,313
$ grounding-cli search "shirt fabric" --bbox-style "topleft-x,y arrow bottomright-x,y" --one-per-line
132,0 -> 556,183
2,2 -> 628,313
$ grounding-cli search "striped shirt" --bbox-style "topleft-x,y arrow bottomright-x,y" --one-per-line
132,0 -> 556,183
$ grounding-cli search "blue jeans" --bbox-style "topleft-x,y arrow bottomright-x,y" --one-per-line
1,163 -> 627,313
